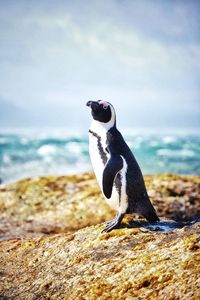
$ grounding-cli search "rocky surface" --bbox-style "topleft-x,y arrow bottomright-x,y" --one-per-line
0,173 -> 113,240
0,173 -> 199,240
0,173 -> 200,299
0,222 -> 199,299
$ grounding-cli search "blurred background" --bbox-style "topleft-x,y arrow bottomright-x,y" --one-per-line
0,0 -> 200,183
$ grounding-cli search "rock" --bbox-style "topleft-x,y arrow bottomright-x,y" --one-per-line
144,174 -> 200,221
0,173 -> 200,299
0,223 -> 199,299
0,173 -> 114,239
0,173 -> 199,239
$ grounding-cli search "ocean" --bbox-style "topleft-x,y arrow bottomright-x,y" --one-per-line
0,128 -> 200,184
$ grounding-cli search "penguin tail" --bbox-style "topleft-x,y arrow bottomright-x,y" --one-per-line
145,210 -> 160,224
146,212 -> 160,224
135,194 -> 160,224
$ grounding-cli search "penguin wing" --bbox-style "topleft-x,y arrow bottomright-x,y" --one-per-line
102,154 -> 123,198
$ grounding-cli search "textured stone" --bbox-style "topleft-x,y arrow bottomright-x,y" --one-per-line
0,173 -> 199,240
0,173 -> 200,299
0,173 -> 113,239
0,223 -> 199,299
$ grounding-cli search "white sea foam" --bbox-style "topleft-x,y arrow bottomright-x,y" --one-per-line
162,136 -> 177,144
157,149 -> 195,158
2,154 -> 11,164
0,130 -> 199,183
65,142 -> 82,154
37,145 -> 57,156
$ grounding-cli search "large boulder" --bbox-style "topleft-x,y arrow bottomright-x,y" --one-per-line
0,173 -> 200,299
0,223 -> 199,299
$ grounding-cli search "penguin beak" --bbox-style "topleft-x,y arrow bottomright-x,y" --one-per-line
86,101 -> 99,111
86,101 -> 92,107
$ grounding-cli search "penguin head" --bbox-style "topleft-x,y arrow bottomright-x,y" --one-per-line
86,100 -> 116,127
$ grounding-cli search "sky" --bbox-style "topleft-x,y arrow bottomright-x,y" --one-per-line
0,0 -> 200,132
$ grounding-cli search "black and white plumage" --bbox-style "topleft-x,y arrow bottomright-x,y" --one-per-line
86,100 -> 159,232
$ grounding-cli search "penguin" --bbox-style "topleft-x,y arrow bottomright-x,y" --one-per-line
86,100 -> 159,232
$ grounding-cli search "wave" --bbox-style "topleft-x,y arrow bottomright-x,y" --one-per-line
0,130 -> 200,183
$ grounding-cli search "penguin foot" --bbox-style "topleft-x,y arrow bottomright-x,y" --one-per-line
104,217 -> 117,226
100,219 -> 116,226
102,221 -> 121,233
102,213 -> 125,233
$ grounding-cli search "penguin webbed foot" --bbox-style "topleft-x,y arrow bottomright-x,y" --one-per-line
102,213 -> 124,233
104,217 -> 117,226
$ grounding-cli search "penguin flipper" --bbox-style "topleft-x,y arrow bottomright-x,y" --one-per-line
102,154 -> 123,198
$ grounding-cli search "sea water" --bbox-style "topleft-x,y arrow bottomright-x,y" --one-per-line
0,128 -> 200,184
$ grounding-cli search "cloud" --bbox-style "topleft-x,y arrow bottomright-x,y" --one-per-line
0,0 -> 199,129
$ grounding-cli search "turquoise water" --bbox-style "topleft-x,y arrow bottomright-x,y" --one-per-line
0,129 -> 200,183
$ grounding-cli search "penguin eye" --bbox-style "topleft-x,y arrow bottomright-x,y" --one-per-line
103,104 -> 108,110
99,100 -> 109,110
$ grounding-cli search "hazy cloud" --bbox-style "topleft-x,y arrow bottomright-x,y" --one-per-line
0,0 -> 199,130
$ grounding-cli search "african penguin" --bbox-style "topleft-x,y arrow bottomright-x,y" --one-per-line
86,100 -> 159,232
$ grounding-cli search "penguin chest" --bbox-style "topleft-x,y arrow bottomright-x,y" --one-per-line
89,132 -> 128,213
89,132 -> 107,186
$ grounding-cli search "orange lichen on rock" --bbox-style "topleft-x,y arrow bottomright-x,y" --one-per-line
0,173 -> 199,299
0,173 -> 199,240
0,223 -> 199,299
0,173 -> 113,239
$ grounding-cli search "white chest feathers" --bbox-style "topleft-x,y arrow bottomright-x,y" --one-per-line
88,122 -> 128,214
